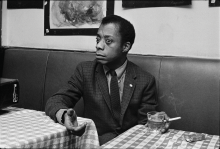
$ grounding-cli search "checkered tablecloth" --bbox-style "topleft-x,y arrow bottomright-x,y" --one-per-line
102,125 -> 219,149
0,107 -> 99,148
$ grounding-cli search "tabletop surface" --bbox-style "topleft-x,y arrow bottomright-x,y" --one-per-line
0,107 -> 100,148
102,125 -> 219,149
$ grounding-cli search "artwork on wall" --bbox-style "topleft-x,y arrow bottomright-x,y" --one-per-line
7,0 -> 43,9
122,0 -> 191,8
44,0 -> 114,36
209,0 -> 220,6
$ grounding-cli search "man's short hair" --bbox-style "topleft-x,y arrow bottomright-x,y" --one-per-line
101,15 -> 135,48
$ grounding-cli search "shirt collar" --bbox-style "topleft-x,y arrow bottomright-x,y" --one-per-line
103,60 -> 127,79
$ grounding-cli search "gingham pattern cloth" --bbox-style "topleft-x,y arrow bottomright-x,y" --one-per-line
102,125 -> 219,149
0,107 -> 99,148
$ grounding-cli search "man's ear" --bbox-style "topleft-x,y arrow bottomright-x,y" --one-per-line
122,42 -> 131,53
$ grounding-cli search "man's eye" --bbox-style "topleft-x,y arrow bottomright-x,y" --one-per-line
96,37 -> 100,43
105,39 -> 112,44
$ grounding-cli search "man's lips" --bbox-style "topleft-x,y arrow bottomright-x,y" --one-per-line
96,53 -> 105,57
96,54 -> 106,60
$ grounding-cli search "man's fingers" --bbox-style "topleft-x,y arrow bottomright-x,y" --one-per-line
165,121 -> 170,129
64,109 -> 86,136
164,114 -> 170,121
67,109 -> 74,116
160,120 -> 170,134
70,128 -> 85,136
66,109 -> 77,124
160,128 -> 167,134
68,123 -> 87,136
70,122 -> 87,131
157,111 -> 170,134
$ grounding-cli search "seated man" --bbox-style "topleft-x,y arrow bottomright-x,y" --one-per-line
45,15 -> 169,145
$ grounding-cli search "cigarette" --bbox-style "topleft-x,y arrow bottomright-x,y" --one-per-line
169,117 -> 181,121
163,117 -> 181,122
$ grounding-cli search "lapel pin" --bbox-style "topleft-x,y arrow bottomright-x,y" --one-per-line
129,84 -> 133,87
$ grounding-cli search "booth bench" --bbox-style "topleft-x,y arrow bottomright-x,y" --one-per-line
1,48 -> 219,136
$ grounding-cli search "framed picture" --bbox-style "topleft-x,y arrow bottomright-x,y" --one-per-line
7,0 -> 43,9
122,0 -> 191,8
44,0 -> 114,36
209,0 -> 220,7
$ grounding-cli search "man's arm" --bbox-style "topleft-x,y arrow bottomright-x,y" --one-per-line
138,75 -> 158,125
45,63 -> 87,136
45,63 -> 84,123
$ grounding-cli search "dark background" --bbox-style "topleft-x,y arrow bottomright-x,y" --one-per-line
7,0 -> 43,9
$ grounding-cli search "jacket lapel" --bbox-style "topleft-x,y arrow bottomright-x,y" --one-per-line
95,63 -> 112,113
120,61 -> 136,124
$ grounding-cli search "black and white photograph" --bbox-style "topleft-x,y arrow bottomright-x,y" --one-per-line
0,0 -> 219,148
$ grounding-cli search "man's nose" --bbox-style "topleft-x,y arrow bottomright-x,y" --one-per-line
96,40 -> 104,51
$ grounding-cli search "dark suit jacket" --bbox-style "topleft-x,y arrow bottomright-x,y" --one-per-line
45,59 -> 158,145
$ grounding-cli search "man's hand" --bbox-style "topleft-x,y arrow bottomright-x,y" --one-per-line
158,111 -> 170,134
64,108 -> 87,136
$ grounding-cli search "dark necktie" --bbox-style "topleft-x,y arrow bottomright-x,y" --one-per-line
109,70 -> 121,123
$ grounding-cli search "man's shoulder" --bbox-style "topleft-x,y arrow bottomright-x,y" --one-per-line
76,60 -> 100,74
77,60 -> 97,68
128,61 -> 155,79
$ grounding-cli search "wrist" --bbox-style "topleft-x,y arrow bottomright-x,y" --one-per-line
55,109 -> 68,124
61,110 -> 67,124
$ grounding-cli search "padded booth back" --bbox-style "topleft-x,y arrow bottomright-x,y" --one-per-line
158,57 -> 220,135
2,48 -> 219,135
2,49 -> 49,111
43,51 -> 95,117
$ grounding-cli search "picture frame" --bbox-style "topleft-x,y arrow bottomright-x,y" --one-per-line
44,0 -> 114,36
7,0 -> 43,9
209,0 -> 220,7
122,0 -> 191,8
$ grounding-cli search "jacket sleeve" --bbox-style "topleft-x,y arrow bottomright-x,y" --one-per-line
138,75 -> 158,125
45,63 -> 84,122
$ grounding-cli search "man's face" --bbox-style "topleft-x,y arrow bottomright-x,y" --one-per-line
96,23 -> 124,67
